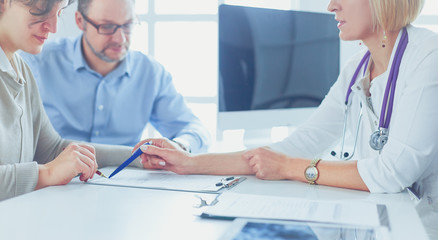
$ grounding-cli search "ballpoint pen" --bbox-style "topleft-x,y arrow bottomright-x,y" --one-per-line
108,142 -> 151,178
224,177 -> 246,189
95,170 -> 108,178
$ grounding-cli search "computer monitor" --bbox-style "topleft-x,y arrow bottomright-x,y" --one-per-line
217,4 -> 340,144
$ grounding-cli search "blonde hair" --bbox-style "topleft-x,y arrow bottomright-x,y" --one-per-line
370,0 -> 424,32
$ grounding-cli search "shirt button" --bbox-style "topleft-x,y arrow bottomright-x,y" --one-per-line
95,131 -> 100,136
356,86 -> 361,90
98,105 -> 104,111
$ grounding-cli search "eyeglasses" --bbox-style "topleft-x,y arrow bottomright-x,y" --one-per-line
80,12 -> 138,35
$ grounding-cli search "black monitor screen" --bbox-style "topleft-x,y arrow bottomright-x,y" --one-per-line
218,5 -> 340,112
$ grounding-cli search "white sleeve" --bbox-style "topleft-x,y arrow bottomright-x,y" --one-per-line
358,44 -> 438,193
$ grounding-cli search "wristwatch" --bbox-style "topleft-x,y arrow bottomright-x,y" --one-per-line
304,159 -> 321,185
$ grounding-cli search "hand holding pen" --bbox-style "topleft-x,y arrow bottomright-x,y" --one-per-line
37,143 -> 98,189
136,138 -> 195,168
138,141 -> 192,174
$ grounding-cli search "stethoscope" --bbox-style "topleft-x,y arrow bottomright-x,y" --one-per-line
331,27 -> 408,160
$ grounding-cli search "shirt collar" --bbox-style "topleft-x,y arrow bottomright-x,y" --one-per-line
0,46 -> 15,73
72,35 -> 86,72
0,47 -> 26,83
72,34 -> 132,78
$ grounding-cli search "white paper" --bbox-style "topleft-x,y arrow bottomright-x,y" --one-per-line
203,192 -> 381,227
87,167 -> 242,192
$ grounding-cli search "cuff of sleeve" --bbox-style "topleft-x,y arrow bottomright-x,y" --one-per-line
357,158 -> 382,193
357,158 -> 403,193
15,162 -> 39,196
172,137 -> 192,153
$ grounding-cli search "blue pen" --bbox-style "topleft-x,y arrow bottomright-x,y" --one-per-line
108,142 -> 151,178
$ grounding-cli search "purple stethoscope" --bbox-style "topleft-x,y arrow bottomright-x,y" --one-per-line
331,27 -> 408,160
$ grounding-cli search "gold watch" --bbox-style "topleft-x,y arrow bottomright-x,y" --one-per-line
304,159 -> 321,185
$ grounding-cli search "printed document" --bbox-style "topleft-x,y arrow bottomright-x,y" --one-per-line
202,192 -> 382,227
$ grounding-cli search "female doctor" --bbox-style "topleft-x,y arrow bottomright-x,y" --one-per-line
138,0 -> 438,238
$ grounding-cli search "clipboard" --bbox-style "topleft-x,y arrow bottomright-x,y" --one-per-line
87,167 -> 246,193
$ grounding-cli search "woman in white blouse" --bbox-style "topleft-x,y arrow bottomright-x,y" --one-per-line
138,0 -> 438,238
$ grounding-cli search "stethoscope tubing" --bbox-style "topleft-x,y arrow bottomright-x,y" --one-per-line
381,30 -> 408,129
340,102 -> 363,160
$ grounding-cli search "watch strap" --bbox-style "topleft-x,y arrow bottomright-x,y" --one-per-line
310,158 -> 321,168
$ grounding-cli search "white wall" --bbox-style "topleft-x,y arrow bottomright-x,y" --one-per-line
50,2 -> 81,40
52,1 -> 361,70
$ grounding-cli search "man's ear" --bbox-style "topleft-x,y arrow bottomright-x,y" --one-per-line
75,11 -> 85,31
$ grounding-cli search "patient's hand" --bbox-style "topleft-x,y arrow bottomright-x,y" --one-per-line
36,143 -> 97,190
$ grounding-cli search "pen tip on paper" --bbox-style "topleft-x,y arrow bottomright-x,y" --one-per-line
96,170 -> 108,178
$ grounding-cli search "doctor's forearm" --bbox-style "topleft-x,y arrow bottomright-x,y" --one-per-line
191,151 -> 254,175
319,160 -> 369,191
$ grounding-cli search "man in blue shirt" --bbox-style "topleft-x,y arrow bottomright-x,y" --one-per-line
20,0 -> 210,153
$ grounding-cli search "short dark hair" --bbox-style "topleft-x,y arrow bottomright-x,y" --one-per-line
77,0 -> 135,15
77,0 -> 91,15
11,0 -> 76,16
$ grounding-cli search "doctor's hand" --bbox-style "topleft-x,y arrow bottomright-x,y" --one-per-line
134,138 -> 186,169
243,147 -> 295,180
36,143 -> 97,190
138,144 -> 192,174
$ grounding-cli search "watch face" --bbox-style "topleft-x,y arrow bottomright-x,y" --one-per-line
305,167 -> 318,181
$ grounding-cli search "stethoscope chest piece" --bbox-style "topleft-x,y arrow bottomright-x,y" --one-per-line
369,128 -> 388,151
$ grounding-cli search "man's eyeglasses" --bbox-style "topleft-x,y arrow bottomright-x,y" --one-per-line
80,12 -> 138,35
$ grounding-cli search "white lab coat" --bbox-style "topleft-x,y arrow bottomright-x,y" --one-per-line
270,25 -> 438,238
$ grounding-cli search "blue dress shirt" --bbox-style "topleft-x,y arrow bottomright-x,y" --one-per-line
20,36 -> 210,152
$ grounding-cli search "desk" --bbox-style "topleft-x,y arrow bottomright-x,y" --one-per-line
0,175 -> 428,240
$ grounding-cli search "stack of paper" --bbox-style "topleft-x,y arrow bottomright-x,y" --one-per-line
201,192 -> 384,227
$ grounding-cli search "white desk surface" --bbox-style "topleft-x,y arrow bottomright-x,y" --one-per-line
0,173 -> 428,240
